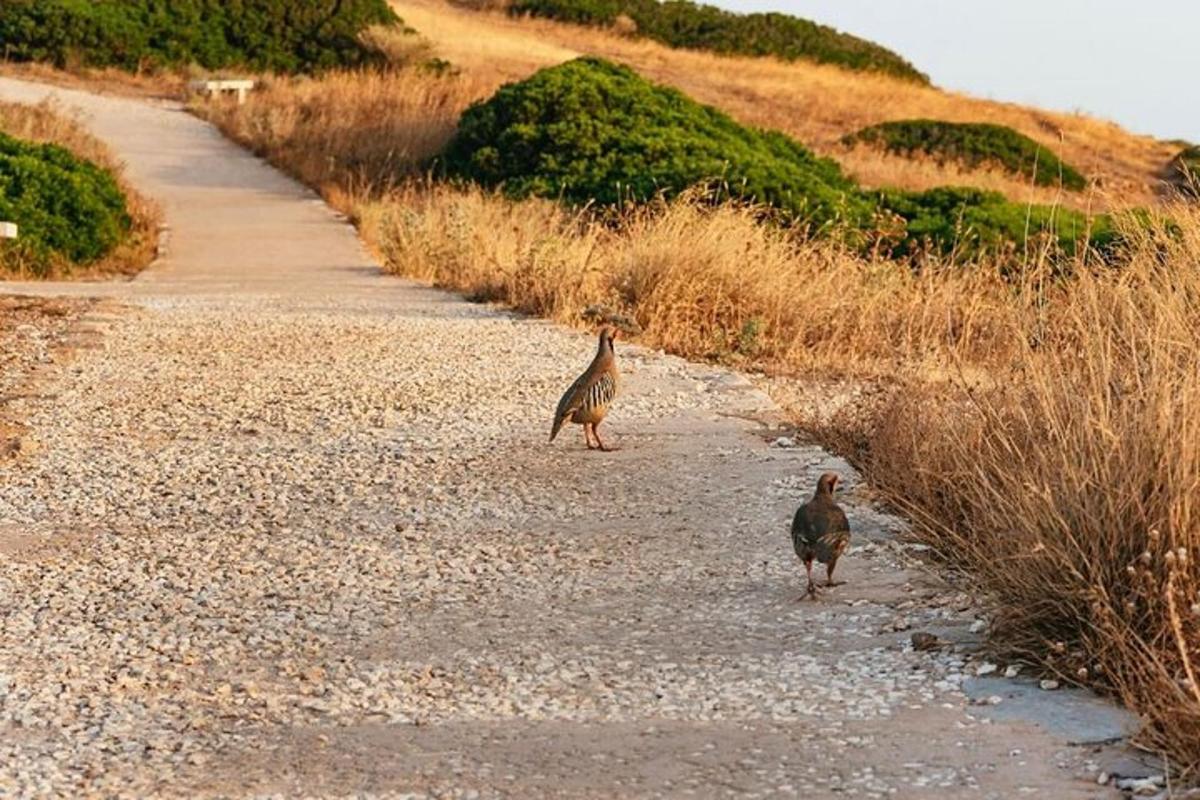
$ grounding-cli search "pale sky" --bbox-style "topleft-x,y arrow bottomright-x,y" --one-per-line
710,0 -> 1199,143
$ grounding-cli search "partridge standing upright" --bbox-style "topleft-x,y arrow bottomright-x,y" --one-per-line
550,326 -> 620,451
791,472 -> 851,597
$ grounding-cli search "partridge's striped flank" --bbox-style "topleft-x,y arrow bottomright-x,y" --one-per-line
550,326 -> 621,451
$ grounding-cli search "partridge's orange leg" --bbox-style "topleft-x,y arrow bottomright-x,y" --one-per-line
803,558 -> 818,599
593,422 -> 616,452
825,558 -> 845,587
583,423 -> 598,450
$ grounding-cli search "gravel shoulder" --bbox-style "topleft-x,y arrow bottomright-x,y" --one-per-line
0,78 -> 1128,798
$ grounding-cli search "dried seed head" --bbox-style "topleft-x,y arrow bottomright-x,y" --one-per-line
1149,529 -> 1161,542
1166,551 -> 1177,566
1076,667 -> 1089,679
1140,551 -> 1153,565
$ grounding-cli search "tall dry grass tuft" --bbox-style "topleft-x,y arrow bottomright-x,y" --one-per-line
359,182 -> 1025,377
815,207 -> 1200,774
0,99 -> 160,277
194,67 -> 488,197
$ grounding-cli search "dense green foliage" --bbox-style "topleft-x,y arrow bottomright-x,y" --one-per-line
846,120 -> 1088,190
444,57 -> 875,231
443,58 -> 1110,258
0,0 -> 400,73
507,0 -> 927,83
875,187 -> 1112,257
0,131 -> 131,274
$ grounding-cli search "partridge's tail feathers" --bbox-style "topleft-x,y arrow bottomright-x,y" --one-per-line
549,414 -> 566,442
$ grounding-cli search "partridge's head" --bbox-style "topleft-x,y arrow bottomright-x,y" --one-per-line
815,472 -> 840,497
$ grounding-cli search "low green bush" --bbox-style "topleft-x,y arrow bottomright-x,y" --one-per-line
0,131 -> 131,274
845,120 -> 1088,190
442,57 -> 1111,259
443,57 -> 876,233
0,0 -> 401,73
507,0 -> 928,83
875,187 -> 1113,258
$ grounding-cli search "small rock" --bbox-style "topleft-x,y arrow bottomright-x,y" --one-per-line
1004,665 -> 1022,678
975,662 -> 998,676
1114,775 -> 1165,795
1039,679 -> 1060,691
911,632 -> 940,651
892,617 -> 911,632
1096,771 -> 1109,786
969,619 -> 987,634
771,436 -> 795,448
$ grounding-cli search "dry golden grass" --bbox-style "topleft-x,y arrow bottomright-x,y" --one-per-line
390,0 -> 1177,210
0,60 -> 186,99
195,66 -> 485,197
357,183 -> 1024,377
0,99 -> 161,278
811,209 -> 1200,775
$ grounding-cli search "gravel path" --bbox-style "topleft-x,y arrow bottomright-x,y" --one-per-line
0,79 -> 1121,798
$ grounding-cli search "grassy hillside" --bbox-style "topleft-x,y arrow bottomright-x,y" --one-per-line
0,100 -> 158,277
0,0 -> 401,73
846,120 -> 1088,191
444,58 -> 871,229
392,0 -> 1175,211
505,0 -> 928,83
443,57 -> 1110,256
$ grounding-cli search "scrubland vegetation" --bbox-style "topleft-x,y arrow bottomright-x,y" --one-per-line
0,100 -> 157,276
392,0 -> 1176,210
442,57 -> 1110,257
0,0 -> 400,73
3,0 -> 1194,775
499,0 -> 928,83
845,119 -> 1088,191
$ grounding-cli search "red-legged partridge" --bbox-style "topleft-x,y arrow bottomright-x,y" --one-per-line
550,326 -> 620,451
791,472 -> 851,598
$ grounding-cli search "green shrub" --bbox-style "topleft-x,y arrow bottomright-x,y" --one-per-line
0,0 -> 401,74
508,0 -> 928,83
846,120 -> 1088,191
875,187 -> 1113,258
0,131 -> 131,275
443,57 -> 876,233
442,57 -> 1110,259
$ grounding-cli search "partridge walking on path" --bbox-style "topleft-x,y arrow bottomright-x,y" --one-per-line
550,326 -> 620,451
791,472 -> 851,598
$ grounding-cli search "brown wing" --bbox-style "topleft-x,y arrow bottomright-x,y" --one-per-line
550,369 -> 591,441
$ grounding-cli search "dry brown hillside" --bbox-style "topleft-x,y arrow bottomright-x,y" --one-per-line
392,0 -> 1177,210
